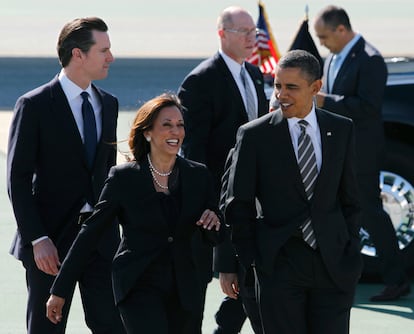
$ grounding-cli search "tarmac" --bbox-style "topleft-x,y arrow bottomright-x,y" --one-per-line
0,111 -> 413,333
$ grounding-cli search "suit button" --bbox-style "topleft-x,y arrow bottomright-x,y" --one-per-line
167,236 -> 174,243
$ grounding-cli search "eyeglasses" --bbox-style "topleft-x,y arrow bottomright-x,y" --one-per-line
224,27 -> 259,37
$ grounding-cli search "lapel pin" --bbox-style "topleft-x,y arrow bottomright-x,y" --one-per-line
327,132 -> 332,136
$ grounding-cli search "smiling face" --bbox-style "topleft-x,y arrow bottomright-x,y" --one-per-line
274,66 -> 322,119
144,106 -> 185,159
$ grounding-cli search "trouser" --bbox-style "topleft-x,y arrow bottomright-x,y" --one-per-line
24,251 -> 125,334
257,237 -> 355,334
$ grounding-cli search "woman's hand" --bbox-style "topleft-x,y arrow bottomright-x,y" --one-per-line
46,294 -> 65,324
196,209 -> 221,231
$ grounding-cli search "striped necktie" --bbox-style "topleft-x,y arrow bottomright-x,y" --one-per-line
240,66 -> 256,121
297,120 -> 318,249
81,92 -> 97,169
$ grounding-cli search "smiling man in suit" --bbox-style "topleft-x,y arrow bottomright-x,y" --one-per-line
7,17 -> 124,333
224,50 -> 362,333
178,6 -> 267,334
314,5 -> 410,302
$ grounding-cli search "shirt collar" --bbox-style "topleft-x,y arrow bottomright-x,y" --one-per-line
219,49 -> 244,78
335,33 -> 361,60
287,104 -> 318,132
58,69 -> 93,102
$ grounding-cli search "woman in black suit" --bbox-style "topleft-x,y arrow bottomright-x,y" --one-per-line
46,94 -> 222,333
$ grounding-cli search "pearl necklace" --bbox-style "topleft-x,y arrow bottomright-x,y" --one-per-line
147,153 -> 172,176
149,168 -> 169,190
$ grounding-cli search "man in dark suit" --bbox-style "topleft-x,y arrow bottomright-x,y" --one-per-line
224,50 -> 362,333
314,5 -> 410,301
7,17 -> 124,333
178,6 -> 267,334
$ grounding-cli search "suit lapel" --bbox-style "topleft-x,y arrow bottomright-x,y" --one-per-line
49,78 -> 85,156
331,38 -> 364,92
313,109 -> 335,196
246,63 -> 267,117
215,54 -> 249,122
93,85 -> 110,167
177,157 -> 193,224
269,111 -> 307,199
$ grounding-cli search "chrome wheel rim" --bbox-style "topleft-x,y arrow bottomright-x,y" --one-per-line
360,171 -> 414,256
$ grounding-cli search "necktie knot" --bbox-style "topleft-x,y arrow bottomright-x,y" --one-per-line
240,66 -> 246,83
298,119 -> 308,130
81,91 -> 89,101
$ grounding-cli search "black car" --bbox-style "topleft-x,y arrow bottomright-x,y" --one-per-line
361,57 -> 414,279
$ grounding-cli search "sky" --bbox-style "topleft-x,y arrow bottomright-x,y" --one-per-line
1,0 -> 413,58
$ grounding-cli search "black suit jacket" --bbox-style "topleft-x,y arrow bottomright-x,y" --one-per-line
178,52 -> 268,278
321,37 -> 387,173
7,76 -> 120,262
178,52 -> 268,195
225,108 -> 363,291
50,157 -> 222,311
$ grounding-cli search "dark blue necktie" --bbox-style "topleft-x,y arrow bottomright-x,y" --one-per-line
81,92 -> 97,169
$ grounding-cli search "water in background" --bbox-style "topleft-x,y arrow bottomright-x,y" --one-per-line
0,57 -> 204,110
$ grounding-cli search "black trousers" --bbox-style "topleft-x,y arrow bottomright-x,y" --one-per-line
24,251 -> 124,334
117,254 -> 193,334
358,172 -> 406,285
257,237 -> 355,334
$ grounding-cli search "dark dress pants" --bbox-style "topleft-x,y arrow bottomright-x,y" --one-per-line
189,232 -> 214,334
358,172 -> 406,285
117,253 -> 193,334
24,251 -> 124,334
257,237 -> 355,334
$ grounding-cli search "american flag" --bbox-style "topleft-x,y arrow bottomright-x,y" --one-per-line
247,1 -> 281,76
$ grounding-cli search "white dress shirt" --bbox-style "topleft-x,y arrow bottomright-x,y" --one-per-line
219,49 -> 258,119
287,106 -> 322,172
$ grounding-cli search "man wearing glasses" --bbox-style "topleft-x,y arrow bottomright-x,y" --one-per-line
178,6 -> 267,334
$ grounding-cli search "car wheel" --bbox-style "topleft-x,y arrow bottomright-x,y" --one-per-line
360,139 -> 414,281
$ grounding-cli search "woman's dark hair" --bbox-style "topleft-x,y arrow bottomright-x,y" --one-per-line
128,93 -> 183,162
57,17 -> 108,67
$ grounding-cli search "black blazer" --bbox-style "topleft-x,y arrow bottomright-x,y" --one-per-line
7,76 -> 120,261
50,157 -> 222,311
321,37 -> 388,173
178,52 -> 268,277
178,52 -> 268,195
225,108 -> 363,291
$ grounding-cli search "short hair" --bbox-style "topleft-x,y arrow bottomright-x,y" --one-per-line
316,5 -> 352,31
277,50 -> 321,83
128,94 -> 183,162
57,17 -> 108,67
217,9 -> 233,29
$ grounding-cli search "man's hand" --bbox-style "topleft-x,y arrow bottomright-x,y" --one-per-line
46,294 -> 65,324
33,238 -> 60,276
219,272 -> 239,299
